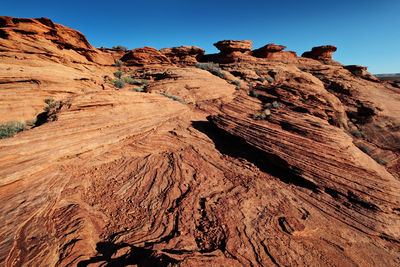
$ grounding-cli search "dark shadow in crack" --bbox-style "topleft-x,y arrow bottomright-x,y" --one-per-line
77,241 -> 178,267
192,120 -> 320,193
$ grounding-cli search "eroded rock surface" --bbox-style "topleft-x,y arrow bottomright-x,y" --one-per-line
251,43 -> 298,61
302,45 -> 340,65
160,46 -> 204,66
1,17 -> 400,267
120,47 -> 172,66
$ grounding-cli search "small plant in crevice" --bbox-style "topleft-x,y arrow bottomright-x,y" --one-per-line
373,157 -> 388,166
266,76 -> 274,83
112,45 -> 128,51
249,90 -> 260,98
253,109 -> 271,121
114,60 -> 124,67
44,98 -> 56,112
132,87 -> 144,92
195,62 -> 226,79
264,101 -> 281,109
257,77 -> 266,82
111,79 -> 125,88
158,92 -> 185,104
350,129 -> 364,139
114,70 -> 123,79
231,80 -> 241,89
0,121 -> 26,139
356,143 -> 388,166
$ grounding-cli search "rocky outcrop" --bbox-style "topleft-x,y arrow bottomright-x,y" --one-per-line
119,47 -> 171,66
1,17 -> 400,267
251,43 -> 297,61
208,40 -> 253,63
0,16 -> 114,65
302,45 -> 339,65
160,46 -> 204,65
214,40 -> 252,53
344,65 -> 380,81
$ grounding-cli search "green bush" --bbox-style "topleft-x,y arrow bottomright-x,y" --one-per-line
0,121 -> 26,139
231,80 -> 241,89
114,70 -> 123,79
44,98 -> 56,112
250,90 -> 260,98
158,92 -> 185,104
112,45 -> 128,51
253,109 -> 271,120
195,62 -> 226,79
132,87 -> 144,92
373,157 -> 388,166
112,79 -> 125,88
115,60 -> 124,67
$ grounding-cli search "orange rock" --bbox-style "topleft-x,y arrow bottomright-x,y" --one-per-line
119,47 -> 171,66
214,40 -> 253,54
160,46 -> 204,66
251,43 -> 298,61
302,45 -> 339,65
1,16 -> 400,267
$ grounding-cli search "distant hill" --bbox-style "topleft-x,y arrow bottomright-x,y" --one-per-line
374,73 -> 400,81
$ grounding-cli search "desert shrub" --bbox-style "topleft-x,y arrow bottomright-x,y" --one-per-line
114,70 -> 123,79
257,77 -> 266,82
266,76 -> 274,83
253,109 -> 271,120
140,79 -> 150,86
373,157 -> 388,166
356,144 -> 369,154
351,129 -> 364,139
122,76 -> 135,84
44,98 -> 54,104
0,121 -> 26,139
112,45 -> 128,51
115,60 -> 124,67
112,79 -> 125,88
231,80 -> 241,89
250,90 -> 260,98
195,62 -> 226,79
44,98 -> 56,112
158,92 -> 185,104
132,87 -> 144,92
271,101 -> 280,109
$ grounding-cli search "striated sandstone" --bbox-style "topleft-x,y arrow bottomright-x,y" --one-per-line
160,46 -> 204,66
251,43 -> 298,61
302,45 -> 340,65
119,47 -> 171,66
214,40 -> 253,54
1,17 -> 400,267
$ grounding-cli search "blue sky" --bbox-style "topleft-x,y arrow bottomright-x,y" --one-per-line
2,0 -> 399,73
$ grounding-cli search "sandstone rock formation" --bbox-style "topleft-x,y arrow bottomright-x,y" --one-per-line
160,46 -> 204,66
1,17 -> 400,266
251,43 -> 297,61
302,45 -> 339,65
208,40 -> 253,63
119,47 -> 171,66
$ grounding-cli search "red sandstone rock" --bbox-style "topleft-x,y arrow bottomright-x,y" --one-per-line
214,40 -> 252,54
1,16 -> 400,267
160,46 -> 204,65
302,45 -> 337,61
119,47 -> 171,66
251,43 -> 298,61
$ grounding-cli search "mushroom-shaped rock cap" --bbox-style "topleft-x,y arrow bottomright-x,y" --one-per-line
256,43 -> 287,52
214,40 -> 253,53
302,45 -> 337,60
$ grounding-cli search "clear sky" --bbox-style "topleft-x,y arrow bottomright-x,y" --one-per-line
2,0 -> 399,73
